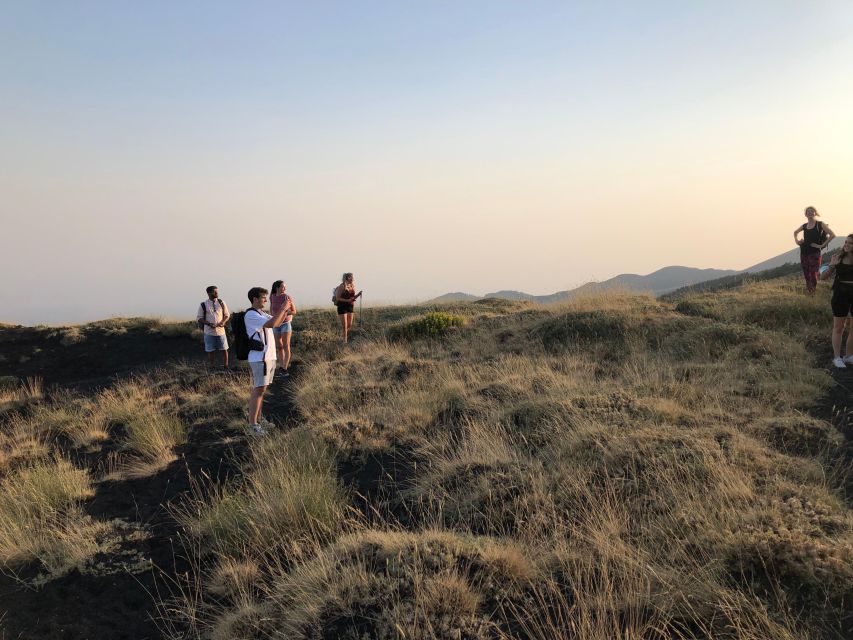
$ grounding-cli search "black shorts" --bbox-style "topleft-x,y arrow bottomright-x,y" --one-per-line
337,302 -> 354,315
831,286 -> 853,317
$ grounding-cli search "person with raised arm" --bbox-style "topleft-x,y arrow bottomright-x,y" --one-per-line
270,280 -> 296,376
244,286 -> 291,434
333,272 -> 362,344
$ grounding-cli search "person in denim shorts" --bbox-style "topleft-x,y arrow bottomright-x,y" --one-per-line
270,280 -> 296,376
196,286 -> 230,368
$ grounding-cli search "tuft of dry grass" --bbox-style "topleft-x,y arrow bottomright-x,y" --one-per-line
94,380 -> 187,466
0,457 -> 100,577
175,427 -> 350,560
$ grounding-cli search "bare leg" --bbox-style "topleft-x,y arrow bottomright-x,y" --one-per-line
275,333 -> 285,368
284,331 -> 292,370
222,349 -> 229,368
845,318 -> 853,358
207,351 -> 215,367
249,386 -> 266,424
339,313 -> 348,343
832,317 -> 846,358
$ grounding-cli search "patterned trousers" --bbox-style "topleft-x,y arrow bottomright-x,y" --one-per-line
800,252 -> 822,293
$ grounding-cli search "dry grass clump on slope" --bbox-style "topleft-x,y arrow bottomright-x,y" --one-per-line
94,378 -> 187,469
175,426 -> 350,560
0,456 -> 106,579
166,285 -> 851,639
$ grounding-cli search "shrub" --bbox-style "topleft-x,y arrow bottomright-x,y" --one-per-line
387,312 -> 465,341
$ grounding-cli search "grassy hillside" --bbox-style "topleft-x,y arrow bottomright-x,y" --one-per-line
0,277 -> 850,639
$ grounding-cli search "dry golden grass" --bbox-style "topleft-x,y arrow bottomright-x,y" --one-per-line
5,277 -> 843,638
163,279 -> 852,638
174,426 -> 350,560
94,379 -> 187,467
0,457 -> 102,577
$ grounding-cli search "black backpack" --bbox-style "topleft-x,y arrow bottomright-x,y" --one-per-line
231,309 -> 266,361
817,221 -> 829,246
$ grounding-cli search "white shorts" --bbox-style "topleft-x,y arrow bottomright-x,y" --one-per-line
250,361 -> 275,388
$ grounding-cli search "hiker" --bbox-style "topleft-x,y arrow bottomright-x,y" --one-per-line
270,280 -> 296,376
196,286 -> 230,368
820,234 -> 853,368
244,286 -> 291,434
334,272 -> 362,344
794,206 -> 836,294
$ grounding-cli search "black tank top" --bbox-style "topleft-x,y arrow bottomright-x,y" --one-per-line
801,222 -> 823,255
834,261 -> 853,289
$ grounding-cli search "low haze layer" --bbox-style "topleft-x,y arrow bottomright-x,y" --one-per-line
1,2 -> 852,324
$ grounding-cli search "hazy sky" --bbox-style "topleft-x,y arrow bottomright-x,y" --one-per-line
2,1 -> 852,324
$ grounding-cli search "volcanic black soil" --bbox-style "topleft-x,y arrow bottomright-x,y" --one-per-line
0,326 -> 851,639
0,326 -> 299,640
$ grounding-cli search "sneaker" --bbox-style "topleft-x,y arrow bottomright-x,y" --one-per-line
249,423 -> 266,436
258,417 -> 275,430
844,355 -> 853,365
832,357 -> 846,369
281,370 -> 290,378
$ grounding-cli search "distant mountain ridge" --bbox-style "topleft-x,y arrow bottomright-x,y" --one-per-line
429,239 -> 845,304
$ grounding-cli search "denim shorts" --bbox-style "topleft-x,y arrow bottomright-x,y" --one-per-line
203,333 -> 228,352
273,321 -> 292,335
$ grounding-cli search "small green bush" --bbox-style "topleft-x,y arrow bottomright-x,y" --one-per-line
387,312 -> 465,341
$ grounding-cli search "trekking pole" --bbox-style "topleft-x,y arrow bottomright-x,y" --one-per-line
358,294 -> 363,331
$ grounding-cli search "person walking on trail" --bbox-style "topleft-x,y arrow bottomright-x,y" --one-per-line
334,272 -> 362,344
245,286 -> 291,435
270,280 -> 296,376
820,234 -> 853,369
196,286 -> 230,369
795,206 -> 836,295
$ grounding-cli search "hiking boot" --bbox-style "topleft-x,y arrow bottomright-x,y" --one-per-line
832,357 -> 846,369
844,355 -> 853,365
249,423 -> 266,436
258,417 -> 275,430
281,370 -> 290,378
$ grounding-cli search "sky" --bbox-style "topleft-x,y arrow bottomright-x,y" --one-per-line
1,1 -> 852,324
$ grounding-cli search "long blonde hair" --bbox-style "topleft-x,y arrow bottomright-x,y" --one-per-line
341,272 -> 354,290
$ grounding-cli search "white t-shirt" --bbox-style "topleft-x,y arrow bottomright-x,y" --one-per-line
244,309 -> 276,363
197,299 -> 229,336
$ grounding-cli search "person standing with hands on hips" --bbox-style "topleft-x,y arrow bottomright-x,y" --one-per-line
794,206 -> 835,295
334,272 -> 362,344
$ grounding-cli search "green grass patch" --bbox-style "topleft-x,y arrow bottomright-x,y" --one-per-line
387,311 -> 466,341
